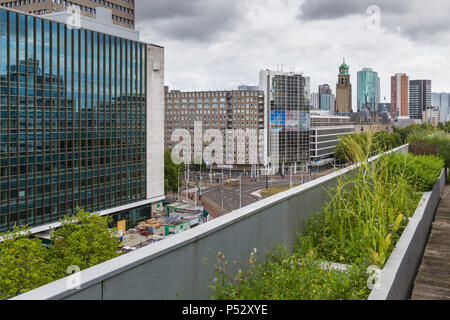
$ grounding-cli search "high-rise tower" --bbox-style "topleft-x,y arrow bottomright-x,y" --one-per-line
391,73 -> 410,119
357,68 -> 380,112
409,80 -> 431,120
336,58 -> 352,113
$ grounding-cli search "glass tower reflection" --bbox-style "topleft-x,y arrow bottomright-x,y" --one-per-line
0,9 -> 147,232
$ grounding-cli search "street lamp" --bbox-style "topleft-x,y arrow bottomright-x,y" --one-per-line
221,169 -> 224,214
240,174 -> 242,209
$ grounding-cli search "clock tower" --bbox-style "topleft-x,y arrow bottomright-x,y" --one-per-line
336,58 -> 352,113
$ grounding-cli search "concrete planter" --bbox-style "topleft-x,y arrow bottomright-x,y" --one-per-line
368,169 -> 446,300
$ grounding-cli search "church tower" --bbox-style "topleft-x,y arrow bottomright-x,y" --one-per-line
336,58 -> 352,113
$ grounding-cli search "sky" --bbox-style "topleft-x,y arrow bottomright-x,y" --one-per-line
135,0 -> 450,110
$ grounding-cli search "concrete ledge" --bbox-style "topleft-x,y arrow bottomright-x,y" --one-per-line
13,146 -> 409,300
368,169 -> 446,300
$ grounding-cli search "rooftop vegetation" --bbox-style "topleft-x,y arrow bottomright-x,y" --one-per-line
212,133 -> 444,300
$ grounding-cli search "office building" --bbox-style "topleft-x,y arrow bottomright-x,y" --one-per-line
310,92 -> 319,110
432,92 -> 450,122
310,112 -> 354,163
0,7 -> 164,233
336,59 -> 352,114
259,70 -> 310,174
164,89 -> 265,167
391,73 -> 410,119
357,68 -> 380,112
409,80 -> 431,121
0,0 -> 135,29
423,107 -> 441,125
318,84 -> 334,112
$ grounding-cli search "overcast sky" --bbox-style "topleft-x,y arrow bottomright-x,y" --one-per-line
136,0 -> 450,109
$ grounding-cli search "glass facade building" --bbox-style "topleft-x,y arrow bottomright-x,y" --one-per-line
357,68 -> 380,112
0,8 -> 148,232
268,73 -> 310,171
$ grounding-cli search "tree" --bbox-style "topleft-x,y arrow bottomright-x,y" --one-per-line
0,226 -> 56,300
49,208 -> 121,278
191,157 -> 207,173
164,149 -> 185,194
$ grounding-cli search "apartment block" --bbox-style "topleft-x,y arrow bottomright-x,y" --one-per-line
391,73 -> 409,119
164,89 -> 265,167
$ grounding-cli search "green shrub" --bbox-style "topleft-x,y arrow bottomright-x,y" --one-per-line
387,154 -> 444,192
408,132 -> 450,168
0,208 -> 121,300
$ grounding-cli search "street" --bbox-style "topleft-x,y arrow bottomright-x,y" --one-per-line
175,169 -> 336,214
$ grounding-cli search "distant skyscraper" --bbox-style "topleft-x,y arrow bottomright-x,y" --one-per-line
357,68 -> 380,112
409,80 -> 431,120
431,92 -> 450,122
310,93 -> 320,110
391,73 -> 410,119
318,84 -> 333,111
336,59 -> 352,113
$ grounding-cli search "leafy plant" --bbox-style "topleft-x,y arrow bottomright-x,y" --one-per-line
164,149 -> 185,194
0,227 -> 56,300
49,207 -> 121,278
0,208 -> 123,300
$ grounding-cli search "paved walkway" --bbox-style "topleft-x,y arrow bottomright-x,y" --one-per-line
411,183 -> 450,300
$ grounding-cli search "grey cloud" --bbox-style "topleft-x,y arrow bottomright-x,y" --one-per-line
135,0 -> 247,41
298,0 -> 450,41
298,0 -> 405,20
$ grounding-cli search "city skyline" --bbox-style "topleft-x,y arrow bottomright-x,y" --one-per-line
136,0 -> 450,111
